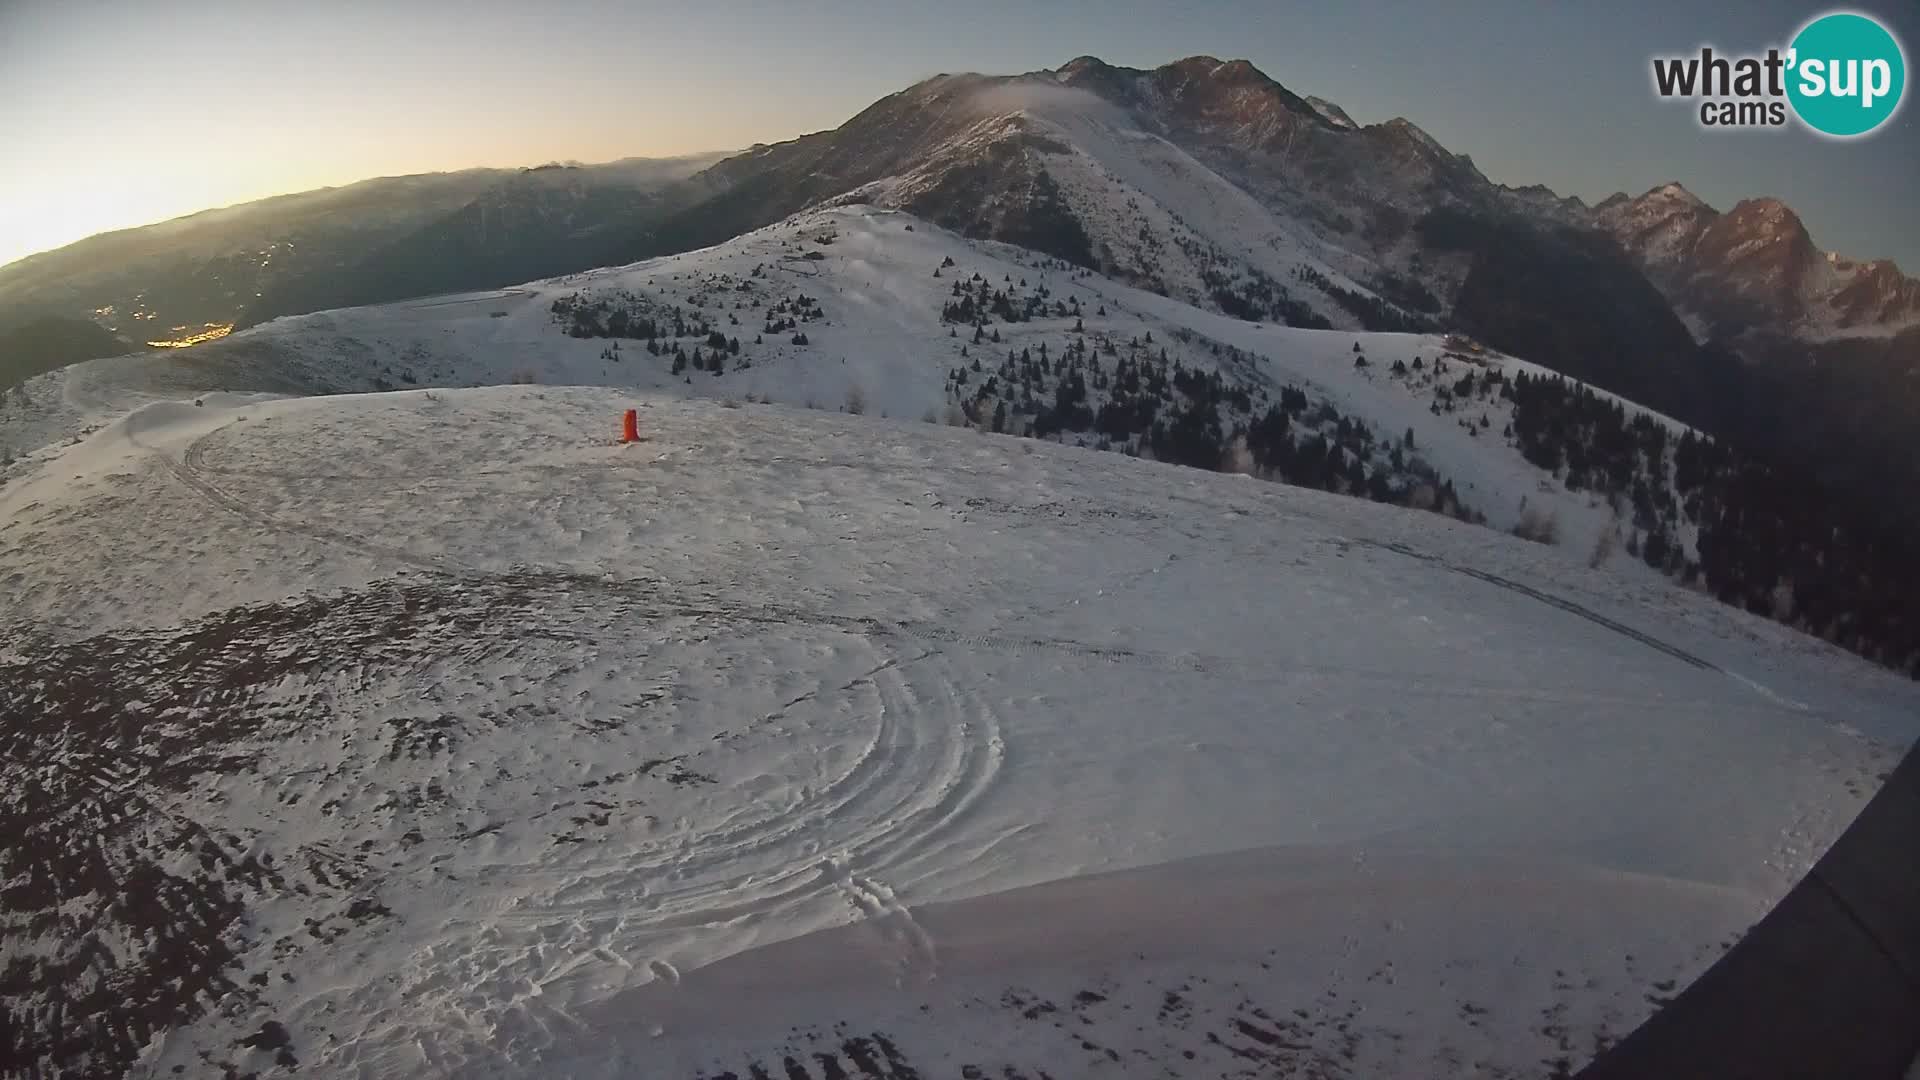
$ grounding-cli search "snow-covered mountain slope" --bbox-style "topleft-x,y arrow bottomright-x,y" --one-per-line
3,205 -> 1696,581
628,55 -> 1905,513
842,87 -> 1389,330
3,380 -> 1916,1080
634,56 -> 1475,336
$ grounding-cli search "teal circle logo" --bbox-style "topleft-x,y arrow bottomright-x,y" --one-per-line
1787,11 -> 1906,137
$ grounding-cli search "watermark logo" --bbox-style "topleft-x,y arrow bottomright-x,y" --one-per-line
1651,10 -> 1906,138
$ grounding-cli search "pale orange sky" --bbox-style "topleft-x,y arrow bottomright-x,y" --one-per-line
0,1 -> 883,267
5,0 -> 1916,272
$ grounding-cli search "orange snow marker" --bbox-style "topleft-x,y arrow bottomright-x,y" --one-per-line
620,408 -> 639,444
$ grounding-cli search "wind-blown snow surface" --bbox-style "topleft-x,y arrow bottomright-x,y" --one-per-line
3,385 -> 1916,1079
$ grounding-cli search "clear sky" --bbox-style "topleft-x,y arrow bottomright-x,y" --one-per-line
3,0 -> 1916,270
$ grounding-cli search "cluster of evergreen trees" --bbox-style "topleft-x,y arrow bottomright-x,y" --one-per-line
1292,265 -> 1438,334
551,283 -> 813,380
552,286 -> 754,346
1243,393 -> 1472,517
661,333 -> 744,376
934,291 -> 1477,525
1503,370 -> 1920,675
1194,263 -> 1331,329
938,270 -> 1056,325
1167,232 -> 1330,330
1362,269 -> 1443,315
944,329 -> 1246,455
762,292 -> 823,336
550,290 -> 683,341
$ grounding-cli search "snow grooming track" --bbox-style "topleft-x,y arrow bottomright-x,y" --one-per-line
374,641 -> 1007,1067
1360,539 -> 1721,673
879,617 -> 1754,712
457,647 -> 1006,931
162,428 -> 462,575
43,568 -> 1015,1075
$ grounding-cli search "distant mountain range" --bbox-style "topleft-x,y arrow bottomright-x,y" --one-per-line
0,155 -> 725,344
4,56 -> 1916,524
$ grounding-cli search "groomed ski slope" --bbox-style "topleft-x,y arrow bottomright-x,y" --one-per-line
3,385 -> 1916,1079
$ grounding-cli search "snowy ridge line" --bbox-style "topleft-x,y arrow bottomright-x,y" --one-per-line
152,405 -> 1821,744
1362,539 -> 1720,673
181,421 -> 1057,496
166,414 -> 1772,716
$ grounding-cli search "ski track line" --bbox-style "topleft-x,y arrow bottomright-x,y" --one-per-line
868,620 -> 1801,716
168,435 -> 458,574
1360,539 -> 1722,673
186,421 -> 1188,526
842,870 -> 940,985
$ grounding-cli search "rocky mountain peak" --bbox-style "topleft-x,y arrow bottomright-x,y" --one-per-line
1722,196 -> 1804,230
1380,117 -> 1441,146
1165,56 -> 1271,86
1698,198 -> 1817,272
1054,55 -> 1114,81
1827,256 -> 1920,328
1304,95 -> 1358,129
1646,181 -> 1708,207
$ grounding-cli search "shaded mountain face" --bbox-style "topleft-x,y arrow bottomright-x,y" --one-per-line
1590,183 -> 1718,277
246,163 -> 714,321
632,74 -> 1038,256
0,172 -> 508,336
0,316 -> 131,392
1416,209 -> 1722,424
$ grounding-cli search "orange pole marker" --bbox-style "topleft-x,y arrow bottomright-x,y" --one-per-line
620,408 -> 639,444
